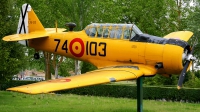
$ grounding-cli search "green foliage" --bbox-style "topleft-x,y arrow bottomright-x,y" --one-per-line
144,75 -> 178,86
194,70 -> 200,79
144,71 -> 200,88
26,48 -> 45,71
0,42 -> 27,82
59,58 -> 75,77
185,77 -> 200,88
88,0 -> 179,36
0,80 -> 37,90
0,0 -> 27,84
81,62 -> 97,74
57,85 -> 200,103
186,1 -> 200,67
184,71 -> 200,88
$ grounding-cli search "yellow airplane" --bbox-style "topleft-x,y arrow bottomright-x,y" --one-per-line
3,3 -> 195,94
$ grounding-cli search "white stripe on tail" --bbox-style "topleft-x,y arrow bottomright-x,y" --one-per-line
17,3 -> 45,46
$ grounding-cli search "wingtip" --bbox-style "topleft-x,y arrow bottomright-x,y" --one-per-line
2,36 -> 19,41
6,87 -> 15,91
177,86 -> 181,90
2,37 -> 10,41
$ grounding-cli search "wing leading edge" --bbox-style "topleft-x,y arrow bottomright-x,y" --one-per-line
3,31 -> 48,41
7,65 -> 156,94
3,28 -> 66,41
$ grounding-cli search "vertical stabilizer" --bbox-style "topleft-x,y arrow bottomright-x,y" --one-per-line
17,3 -> 45,34
17,3 -> 45,46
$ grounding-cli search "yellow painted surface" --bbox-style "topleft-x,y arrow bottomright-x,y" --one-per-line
7,67 -> 149,94
163,31 -> 193,41
3,28 -> 192,94
163,44 -> 183,74
3,28 -> 65,41
28,8 -> 45,32
3,31 -> 48,41
145,43 -> 164,62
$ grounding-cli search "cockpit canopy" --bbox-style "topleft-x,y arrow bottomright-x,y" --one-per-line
84,23 -> 143,40
84,23 -> 168,45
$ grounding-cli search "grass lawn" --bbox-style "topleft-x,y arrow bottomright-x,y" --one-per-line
0,91 -> 200,112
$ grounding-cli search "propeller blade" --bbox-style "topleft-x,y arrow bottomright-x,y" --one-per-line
177,46 -> 195,89
177,61 -> 190,89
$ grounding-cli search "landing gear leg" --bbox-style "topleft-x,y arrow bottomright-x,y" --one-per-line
137,77 -> 143,112
34,52 -> 40,59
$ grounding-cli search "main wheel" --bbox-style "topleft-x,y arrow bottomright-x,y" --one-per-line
34,53 -> 40,59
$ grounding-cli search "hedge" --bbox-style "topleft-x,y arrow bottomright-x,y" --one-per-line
0,80 -> 37,90
1,81 -> 200,103
57,85 -> 200,103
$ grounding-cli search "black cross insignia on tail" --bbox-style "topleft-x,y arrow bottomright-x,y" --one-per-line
18,3 -> 29,34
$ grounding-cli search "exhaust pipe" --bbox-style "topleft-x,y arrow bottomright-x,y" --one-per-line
155,63 -> 163,69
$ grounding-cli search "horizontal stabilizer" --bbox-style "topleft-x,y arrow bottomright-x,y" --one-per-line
3,31 -> 48,41
164,31 -> 193,42
3,28 -> 66,41
45,28 -> 66,33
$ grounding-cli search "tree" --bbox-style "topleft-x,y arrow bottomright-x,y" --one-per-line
0,0 -> 27,84
186,0 -> 200,68
81,62 -> 97,74
52,55 -> 63,79
59,58 -> 75,76
43,51 -> 51,80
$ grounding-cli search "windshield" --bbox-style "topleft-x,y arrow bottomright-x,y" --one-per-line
132,25 -> 143,34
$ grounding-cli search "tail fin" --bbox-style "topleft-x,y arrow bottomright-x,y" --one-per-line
17,3 -> 45,34
3,4 -> 64,42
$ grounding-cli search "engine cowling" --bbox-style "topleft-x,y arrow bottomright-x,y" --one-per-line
162,40 -> 190,74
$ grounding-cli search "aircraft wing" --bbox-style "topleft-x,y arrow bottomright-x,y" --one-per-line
3,31 -> 49,41
7,65 -> 156,94
164,31 -> 193,42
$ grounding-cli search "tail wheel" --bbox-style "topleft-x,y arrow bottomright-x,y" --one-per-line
34,53 -> 40,59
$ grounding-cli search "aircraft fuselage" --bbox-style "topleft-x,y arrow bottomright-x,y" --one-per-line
28,30 -> 190,76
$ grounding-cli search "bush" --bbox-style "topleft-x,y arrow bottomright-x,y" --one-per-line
0,80 -> 37,90
57,85 -> 200,103
182,71 -> 200,88
143,75 -> 178,86
185,77 -> 200,88
1,81 -> 200,103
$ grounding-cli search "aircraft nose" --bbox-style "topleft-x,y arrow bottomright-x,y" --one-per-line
166,38 -> 191,67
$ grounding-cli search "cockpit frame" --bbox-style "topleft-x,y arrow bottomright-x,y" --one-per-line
84,23 -> 141,40
84,23 -> 168,45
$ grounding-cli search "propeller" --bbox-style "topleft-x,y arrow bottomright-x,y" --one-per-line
177,46 -> 195,89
